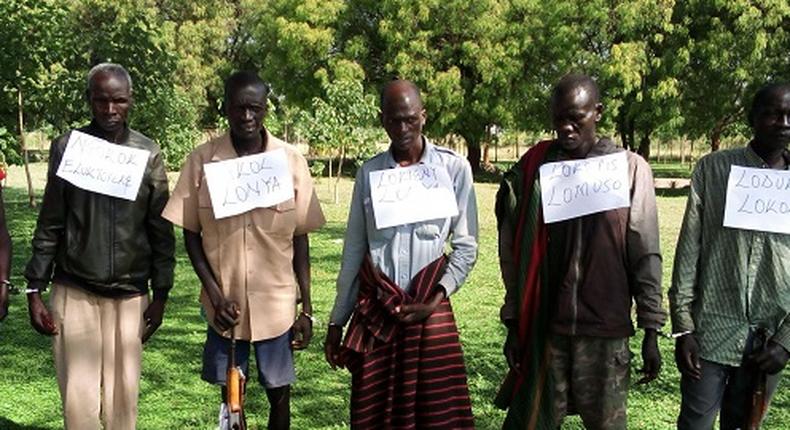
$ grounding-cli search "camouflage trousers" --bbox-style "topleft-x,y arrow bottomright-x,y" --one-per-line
549,335 -> 631,430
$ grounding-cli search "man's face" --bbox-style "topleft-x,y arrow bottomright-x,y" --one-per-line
226,84 -> 267,141
752,88 -> 790,150
381,89 -> 426,154
89,72 -> 131,135
551,86 -> 602,156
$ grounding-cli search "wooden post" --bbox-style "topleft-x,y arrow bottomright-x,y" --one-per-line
18,86 -> 36,207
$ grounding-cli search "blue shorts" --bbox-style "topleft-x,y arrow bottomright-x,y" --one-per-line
201,327 -> 295,389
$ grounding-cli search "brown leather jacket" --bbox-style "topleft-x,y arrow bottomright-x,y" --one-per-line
24,123 -> 175,297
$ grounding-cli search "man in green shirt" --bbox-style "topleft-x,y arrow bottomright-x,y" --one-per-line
670,82 -> 790,429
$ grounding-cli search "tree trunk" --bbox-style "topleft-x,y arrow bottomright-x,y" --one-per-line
334,146 -> 345,204
710,127 -> 722,152
327,154 -> 333,196
18,87 -> 36,208
710,114 -> 737,152
467,145 -> 481,174
482,144 -> 490,165
637,132 -> 651,160
515,136 -> 520,160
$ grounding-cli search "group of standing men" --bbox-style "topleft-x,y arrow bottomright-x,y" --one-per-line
0,61 -> 786,430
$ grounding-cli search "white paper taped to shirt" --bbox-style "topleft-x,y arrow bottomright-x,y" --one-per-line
56,130 -> 150,201
203,148 -> 295,219
539,151 -> 631,223
369,163 -> 459,229
723,165 -> 790,234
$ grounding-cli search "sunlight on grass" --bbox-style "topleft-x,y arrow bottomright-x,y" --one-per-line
0,164 -> 787,429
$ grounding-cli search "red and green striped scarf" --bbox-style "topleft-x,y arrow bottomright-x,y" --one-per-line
495,140 -> 560,430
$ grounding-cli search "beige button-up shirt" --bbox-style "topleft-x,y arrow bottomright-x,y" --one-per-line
162,131 -> 325,341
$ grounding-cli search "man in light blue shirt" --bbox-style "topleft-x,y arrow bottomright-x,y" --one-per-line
324,79 -> 478,428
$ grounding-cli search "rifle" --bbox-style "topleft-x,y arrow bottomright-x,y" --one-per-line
226,329 -> 246,430
746,328 -> 768,430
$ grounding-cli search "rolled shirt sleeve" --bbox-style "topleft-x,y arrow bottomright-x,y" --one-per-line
161,152 -> 202,233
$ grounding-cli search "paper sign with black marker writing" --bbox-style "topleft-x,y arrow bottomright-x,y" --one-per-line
369,164 -> 458,229
723,165 -> 790,234
56,130 -> 150,201
203,148 -> 294,219
539,151 -> 631,223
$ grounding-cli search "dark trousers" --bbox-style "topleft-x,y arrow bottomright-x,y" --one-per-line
677,359 -> 781,429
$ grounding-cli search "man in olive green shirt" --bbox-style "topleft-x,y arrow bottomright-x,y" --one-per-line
670,82 -> 790,429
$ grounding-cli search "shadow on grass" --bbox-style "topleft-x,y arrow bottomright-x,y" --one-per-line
0,417 -> 51,430
656,188 -> 690,198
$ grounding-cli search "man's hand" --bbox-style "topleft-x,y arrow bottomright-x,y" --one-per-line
637,329 -> 662,384
0,283 -> 8,321
675,333 -> 701,380
27,292 -> 57,335
750,341 -> 790,375
503,329 -> 522,374
396,289 -> 445,324
324,324 -> 343,370
142,296 -> 167,343
291,313 -> 313,350
213,299 -> 241,333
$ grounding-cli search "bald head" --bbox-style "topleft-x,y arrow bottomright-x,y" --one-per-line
380,79 -> 423,110
551,73 -> 600,106
380,79 -> 426,158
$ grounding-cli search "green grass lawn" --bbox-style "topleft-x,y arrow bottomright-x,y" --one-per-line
0,164 -> 787,429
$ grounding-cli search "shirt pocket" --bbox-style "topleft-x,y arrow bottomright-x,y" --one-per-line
415,222 -> 442,240
251,198 -> 297,236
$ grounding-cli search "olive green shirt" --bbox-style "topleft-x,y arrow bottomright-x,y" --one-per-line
669,145 -> 790,366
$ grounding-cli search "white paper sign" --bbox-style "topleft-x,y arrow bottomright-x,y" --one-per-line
369,164 -> 459,229
723,165 -> 790,234
203,148 -> 294,219
539,152 -> 631,223
56,130 -> 150,201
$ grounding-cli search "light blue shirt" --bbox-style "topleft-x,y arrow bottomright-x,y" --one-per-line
330,139 -> 479,326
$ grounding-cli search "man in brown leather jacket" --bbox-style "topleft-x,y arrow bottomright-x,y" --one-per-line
24,63 -> 175,430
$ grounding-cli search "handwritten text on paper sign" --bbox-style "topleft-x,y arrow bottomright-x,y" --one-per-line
723,165 -> 790,235
539,151 -> 631,223
56,130 -> 150,201
203,148 -> 295,219
369,164 -> 458,229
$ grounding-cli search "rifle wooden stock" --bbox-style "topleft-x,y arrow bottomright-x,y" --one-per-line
227,366 -> 243,413
226,330 -> 246,430
746,329 -> 768,430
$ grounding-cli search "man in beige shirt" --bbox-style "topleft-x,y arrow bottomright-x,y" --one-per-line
162,71 -> 325,429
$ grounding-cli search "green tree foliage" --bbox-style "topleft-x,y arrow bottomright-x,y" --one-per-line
671,0 -> 790,151
338,0 -> 519,171
298,75 -> 379,202
236,0 -> 345,108
1,0 -> 788,175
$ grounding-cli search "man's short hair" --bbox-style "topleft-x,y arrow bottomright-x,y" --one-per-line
551,73 -> 600,104
748,81 -> 790,125
86,63 -> 133,96
224,71 -> 270,103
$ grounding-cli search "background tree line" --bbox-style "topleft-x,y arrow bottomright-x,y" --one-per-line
1,0 -> 789,180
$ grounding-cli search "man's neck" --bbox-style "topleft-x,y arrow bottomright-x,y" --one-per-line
391,138 -> 424,166
751,140 -> 789,169
89,121 -> 126,143
231,129 -> 266,156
